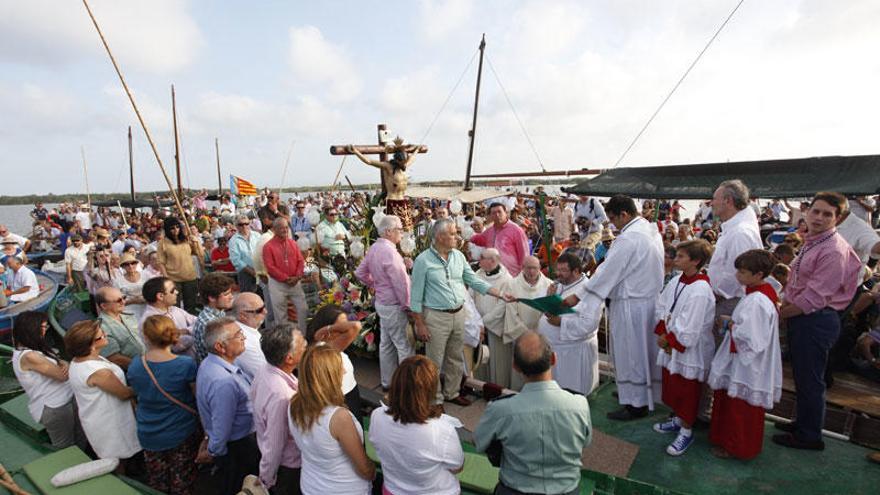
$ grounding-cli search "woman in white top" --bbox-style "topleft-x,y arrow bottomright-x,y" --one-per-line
288,344 -> 375,494
64,320 -> 142,466
11,311 -> 85,449
306,305 -> 363,421
113,252 -> 147,321
370,355 -> 464,495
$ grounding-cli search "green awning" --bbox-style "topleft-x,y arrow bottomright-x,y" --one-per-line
564,154 -> 880,199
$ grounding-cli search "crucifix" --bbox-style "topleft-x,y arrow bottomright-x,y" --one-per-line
330,123 -> 428,230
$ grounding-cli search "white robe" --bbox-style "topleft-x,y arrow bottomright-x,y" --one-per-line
503,272 -> 553,343
654,275 -> 716,381
577,216 -> 665,408
708,291 -> 782,409
538,275 -> 601,395
10,266 -> 40,302
472,267 -> 513,338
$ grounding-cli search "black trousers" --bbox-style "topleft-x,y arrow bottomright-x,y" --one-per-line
270,465 -> 301,495
214,433 -> 261,495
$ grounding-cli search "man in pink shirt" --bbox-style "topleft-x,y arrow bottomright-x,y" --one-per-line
470,202 -> 530,276
355,215 -> 412,389
250,324 -> 306,493
263,218 -> 308,331
774,192 -> 860,451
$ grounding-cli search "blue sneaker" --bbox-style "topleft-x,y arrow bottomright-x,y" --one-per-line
666,432 -> 695,456
653,418 -> 681,434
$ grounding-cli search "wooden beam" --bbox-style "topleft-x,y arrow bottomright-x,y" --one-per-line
471,169 -> 601,179
330,144 -> 428,156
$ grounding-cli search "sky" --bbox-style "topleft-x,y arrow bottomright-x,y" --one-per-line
1,0 -> 879,196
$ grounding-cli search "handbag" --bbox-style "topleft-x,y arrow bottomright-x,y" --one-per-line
140,356 -> 209,461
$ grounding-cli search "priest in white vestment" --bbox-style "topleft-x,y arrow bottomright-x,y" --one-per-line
472,248 -> 514,388
538,252 -> 601,395
504,256 -> 553,390
567,195 -> 665,420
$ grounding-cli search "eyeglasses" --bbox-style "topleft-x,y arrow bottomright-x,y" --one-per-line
237,223 -> 249,227
106,298 -> 125,304
223,330 -> 245,343
242,305 -> 266,314
165,288 -> 179,294
296,206 -> 305,209
327,213 -> 337,217
93,331 -> 106,343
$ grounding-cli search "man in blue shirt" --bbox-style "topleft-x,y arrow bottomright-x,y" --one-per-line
289,201 -> 312,240
229,215 -> 262,293
411,218 -> 514,405
196,317 -> 259,495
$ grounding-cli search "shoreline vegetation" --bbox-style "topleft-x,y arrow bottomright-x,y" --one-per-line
0,178 -> 576,206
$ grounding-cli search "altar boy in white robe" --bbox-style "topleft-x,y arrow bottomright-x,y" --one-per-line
472,248 -> 514,388
538,252 -> 601,395
652,239 -> 716,456
565,195 -> 665,420
504,256 -> 553,390
708,249 -> 782,460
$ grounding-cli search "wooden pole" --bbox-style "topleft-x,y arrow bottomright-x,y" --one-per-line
464,34 -> 486,191
128,125 -> 136,215
172,84 -> 183,201
330,155 -> 347,193
215,137 -> 222,196
377,123 -> 388,196
279,140 -> 295,196
80,145 -> 92,210
81,0 -> 193,239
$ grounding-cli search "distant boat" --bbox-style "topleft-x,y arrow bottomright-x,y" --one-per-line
0,270 -> 58,339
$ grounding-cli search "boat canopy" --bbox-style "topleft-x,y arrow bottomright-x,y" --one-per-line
406,186 -> 512,203
563,154 -> 880,199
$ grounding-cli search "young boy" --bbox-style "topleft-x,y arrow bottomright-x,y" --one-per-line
652,239 -> 716,456
707,249 -> 782,459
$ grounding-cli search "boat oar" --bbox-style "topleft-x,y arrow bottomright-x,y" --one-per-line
0,463 -> 30,495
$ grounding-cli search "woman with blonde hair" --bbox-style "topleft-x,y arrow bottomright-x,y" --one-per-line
369,355 -> 464,495
65,320 -> 141,467
127,315 -> 200,494
288,344 -> 374,494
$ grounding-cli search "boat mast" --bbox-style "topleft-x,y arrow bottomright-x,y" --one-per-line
463,34 -> 486,192
215,138 -> 222,196
80,146 -> 92,210
172,84 -> 183,201
128,125 -> 136,215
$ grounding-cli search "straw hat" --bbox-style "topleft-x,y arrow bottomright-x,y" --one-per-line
600,227 -> 616,242
119,253 -> 138,266
0,236 -> 18,245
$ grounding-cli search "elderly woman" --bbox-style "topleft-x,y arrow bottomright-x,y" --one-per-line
142,250 -> 164,280
305,305 -> 363,421
472,248 -> 514,388
127,315 -> 200,494
65,320 -> 141,465
114,253 -> 148,321
288,344 -> 375,494
12,311 -> 86,449
369,356 -> 464,495
157,217 -> 201,313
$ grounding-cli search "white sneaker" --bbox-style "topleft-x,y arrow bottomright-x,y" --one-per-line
666,432 -> 695,456
653,418 -> 681,434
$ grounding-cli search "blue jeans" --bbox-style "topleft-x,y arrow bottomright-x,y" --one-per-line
787,309 -> 840,442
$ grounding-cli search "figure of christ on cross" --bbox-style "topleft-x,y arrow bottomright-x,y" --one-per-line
331,127 -> 427,231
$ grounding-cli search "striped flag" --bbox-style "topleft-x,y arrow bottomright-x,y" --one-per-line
230,174 -> 258,196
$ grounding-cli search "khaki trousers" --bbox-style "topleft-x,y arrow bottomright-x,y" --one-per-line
268,278 -> 308,331
424,307 -> 467,403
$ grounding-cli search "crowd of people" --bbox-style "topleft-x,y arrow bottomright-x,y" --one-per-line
5,181 -> 880,494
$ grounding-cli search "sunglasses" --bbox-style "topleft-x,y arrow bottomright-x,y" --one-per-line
106,298 -> 126,304
242,305 -> 266,314
237,223 -> 249,227
327,213 -> 338,217
166,288 -> 179,294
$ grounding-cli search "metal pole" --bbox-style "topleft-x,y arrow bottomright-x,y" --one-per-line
463,34 -> 486,191
172,84 -> 182,201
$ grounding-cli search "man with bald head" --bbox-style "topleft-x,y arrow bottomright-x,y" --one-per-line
503,255 -> 552,390
232,292 -> 269,380
96,286 -> 144,370
475,331 -> 592,495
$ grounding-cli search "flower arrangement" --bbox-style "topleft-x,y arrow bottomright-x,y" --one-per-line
313,274 -> 380,357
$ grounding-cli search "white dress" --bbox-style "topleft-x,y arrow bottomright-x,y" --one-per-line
369,406 -> 464,495
288,405 -> 370,495
68,357 -> 141,459
708,290 -> 782,409
113,272 -> 147,322
654,275 -> 716,381
538,275 -> 601,395
12,349 -> 73,422
578,217 -> 665,408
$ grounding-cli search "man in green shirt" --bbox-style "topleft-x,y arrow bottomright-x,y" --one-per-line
315,207 -> 351,257
96,286 -> 145,371
411,218 -> 514,405
475,331 -> 592,495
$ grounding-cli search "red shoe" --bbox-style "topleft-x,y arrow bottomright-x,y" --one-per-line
445,396 -> 472,407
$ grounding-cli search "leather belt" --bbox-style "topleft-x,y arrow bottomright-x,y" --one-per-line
431,306 -> 463,314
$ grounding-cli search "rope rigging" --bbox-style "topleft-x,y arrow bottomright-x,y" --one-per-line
611,0 -> 748,169
417,49 -> 479,146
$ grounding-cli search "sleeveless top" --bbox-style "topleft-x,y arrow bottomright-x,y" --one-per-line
12,349 -> 73,422
288,405 -> 370,495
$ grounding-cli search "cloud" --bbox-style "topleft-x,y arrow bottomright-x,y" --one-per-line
419,0 -> 473,41
288,26 -> 361,102
0,0 -> 203,73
